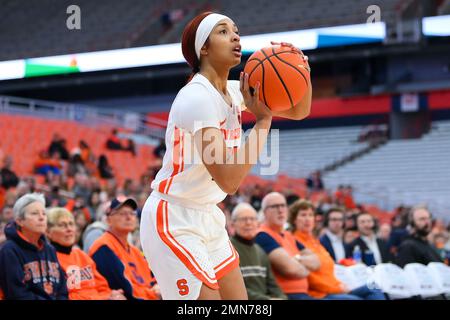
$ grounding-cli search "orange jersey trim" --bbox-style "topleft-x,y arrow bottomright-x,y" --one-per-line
156,199 -> 219,290
214,242 -> 240,280
158,127 -> 185,194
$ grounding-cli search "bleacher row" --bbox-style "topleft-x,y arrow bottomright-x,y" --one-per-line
0,0 -> 193,61
324,120 -> 450,221
252,125 -> 367,178
2,112 -> 449,222
211,0 -> 398,36
0,0 -> 402,62
0,114 -> 156,185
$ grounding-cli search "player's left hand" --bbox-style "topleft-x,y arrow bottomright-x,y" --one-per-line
270,41 -> 310,71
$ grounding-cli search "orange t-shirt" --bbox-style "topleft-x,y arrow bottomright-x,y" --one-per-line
258,225 -> 308,294
294,230 -> 343,298
56,247 -> 112,300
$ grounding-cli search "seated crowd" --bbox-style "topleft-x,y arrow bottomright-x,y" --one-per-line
0,136 -> 449,300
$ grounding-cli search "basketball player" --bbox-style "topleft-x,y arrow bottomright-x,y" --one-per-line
140,12 -> 311,300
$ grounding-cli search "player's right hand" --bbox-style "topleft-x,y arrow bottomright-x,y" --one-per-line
239,71 -> 272,122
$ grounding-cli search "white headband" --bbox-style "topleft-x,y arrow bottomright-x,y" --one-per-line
195,13 -> 230,60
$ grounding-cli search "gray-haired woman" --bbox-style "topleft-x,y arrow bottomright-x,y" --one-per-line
0,193 -> 68,300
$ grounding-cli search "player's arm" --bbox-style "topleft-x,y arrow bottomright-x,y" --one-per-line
194,72 -> 272,195
271,84 -> 312,120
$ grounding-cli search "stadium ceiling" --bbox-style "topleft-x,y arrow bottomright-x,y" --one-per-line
0,15 -> 448,82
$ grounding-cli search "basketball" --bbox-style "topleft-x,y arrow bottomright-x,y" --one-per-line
243,45 -> 310,111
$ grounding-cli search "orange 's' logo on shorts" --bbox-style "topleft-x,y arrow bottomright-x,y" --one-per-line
177,279 -> 189,296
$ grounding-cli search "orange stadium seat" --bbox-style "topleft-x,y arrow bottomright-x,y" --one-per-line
0,114 -> 156,186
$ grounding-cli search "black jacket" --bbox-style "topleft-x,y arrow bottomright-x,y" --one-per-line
319,233 -> 351,263
395,235 -> 443,268
349,236 -> 392,266
0,168 -> 19,189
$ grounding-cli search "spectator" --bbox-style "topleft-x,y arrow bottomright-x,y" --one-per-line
230,203 -> 286,300
377,223 -> 392,242
288,200 -> 385,300
153,138 -> 166,160
250,185 -> 264,211
98,155 -> 114,179
431,232 -> 450,263
160,8 -> 186,31
343,186 -> 356,210
343,228 -> 359,245
1,156 -> 19,190
1,205 -> 14,223
87,191 -> 102,219
45,186 -> 66,208
34,150 -> 63,176
255,192 -> 320,300
67,154 -> 89,177
48,133 -> 69,160
82,210 -> 108,253
334,185 -> 345,207
349,213 -> 392,266
125,139 -> 136,157
0,193 -> 68,300
320,207 -> 351,263
71,140 -> 94,163
106,129 -> 122,150
344,211 -> 357,230
46,207 -> 126,300
306,171 -> 324,192
72,173 -> 92,202
387,209 -> 410,255
73,208 -> 89,247
88,196 -> 160,300
395,206 -> 444,267
0,219 -> 6,249
334,185 -> 356,210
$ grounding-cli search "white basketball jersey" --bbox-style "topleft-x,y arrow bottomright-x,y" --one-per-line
151,73 -> 246,205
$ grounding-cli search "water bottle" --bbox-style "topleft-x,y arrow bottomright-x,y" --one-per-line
353,245 -> 362,264
365,249 -> 376,266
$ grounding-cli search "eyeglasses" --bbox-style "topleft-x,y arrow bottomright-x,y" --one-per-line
266,203 -> 287,210
329,218 -> 344,222
235,217 -> 258,223
55,221 -> 76,229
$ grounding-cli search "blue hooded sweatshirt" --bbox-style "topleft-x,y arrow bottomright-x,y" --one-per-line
0,222 -> 68,300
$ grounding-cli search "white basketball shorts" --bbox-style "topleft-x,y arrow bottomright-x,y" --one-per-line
140,192 -> 239,300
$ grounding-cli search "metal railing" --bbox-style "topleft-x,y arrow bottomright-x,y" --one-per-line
0,95 -> 167,141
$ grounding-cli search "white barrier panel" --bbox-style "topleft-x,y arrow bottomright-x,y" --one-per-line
334,265 -> 358,291
428,262 -> 450,294
372,263 -> 413,299
404,263 -> 442,298
334,264 -> 372,291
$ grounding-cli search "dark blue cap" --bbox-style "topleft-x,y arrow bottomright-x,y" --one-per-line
108,197 -> 138,214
